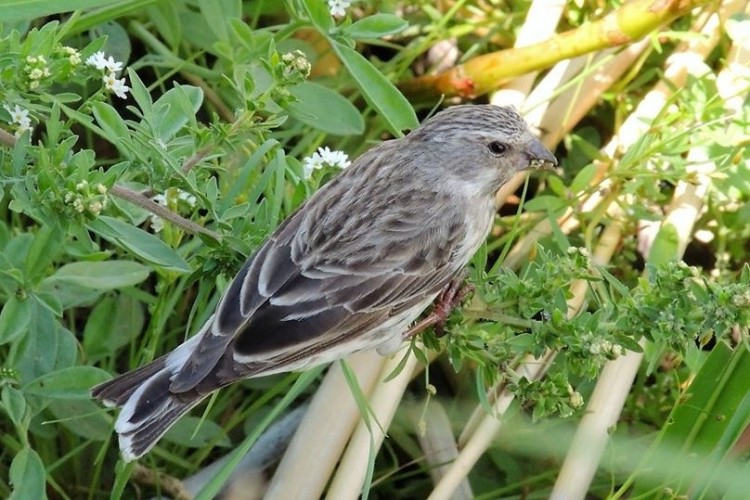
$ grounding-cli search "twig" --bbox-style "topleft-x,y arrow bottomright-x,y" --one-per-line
0,128 -> 16,147
131,463 -> 193,500
109,184 -> 221,241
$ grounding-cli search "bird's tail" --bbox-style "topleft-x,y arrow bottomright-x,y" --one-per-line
91,338 -> 208,461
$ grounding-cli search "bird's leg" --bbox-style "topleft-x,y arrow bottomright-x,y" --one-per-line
405,276 -> 474,338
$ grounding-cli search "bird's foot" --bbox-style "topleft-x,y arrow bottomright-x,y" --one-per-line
405,277 -> 474,339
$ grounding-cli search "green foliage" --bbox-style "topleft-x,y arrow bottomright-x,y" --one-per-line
0,1 -> 748,499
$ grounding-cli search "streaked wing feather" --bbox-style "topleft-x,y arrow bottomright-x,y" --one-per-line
173,146 -> 470,392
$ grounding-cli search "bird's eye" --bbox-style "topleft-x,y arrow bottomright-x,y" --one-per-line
487,141 -> 508,156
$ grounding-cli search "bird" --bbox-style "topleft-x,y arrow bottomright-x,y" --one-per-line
91,104 -> 557,461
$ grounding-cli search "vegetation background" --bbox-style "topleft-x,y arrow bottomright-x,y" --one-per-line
0,0 -> 749,498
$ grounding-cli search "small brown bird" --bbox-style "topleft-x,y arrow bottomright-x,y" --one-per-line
92,104 -> 557,461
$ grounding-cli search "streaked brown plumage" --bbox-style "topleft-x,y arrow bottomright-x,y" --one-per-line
91,104 -> 557,461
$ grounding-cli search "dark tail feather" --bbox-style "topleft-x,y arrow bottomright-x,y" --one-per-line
91,355 -> 168,406
91,355 -> 207,462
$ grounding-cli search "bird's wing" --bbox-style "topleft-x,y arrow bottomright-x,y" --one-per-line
170,149 -> 470,392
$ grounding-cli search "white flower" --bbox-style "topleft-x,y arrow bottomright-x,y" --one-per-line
86,51 -> 108,70
87,51 -> 125,74
328,0 -> 351,17
177,190 -> 197,207
103,73 -> 130,99
302,146 -> 351,179
149,190 -> 196,232
3,104 -> 33,137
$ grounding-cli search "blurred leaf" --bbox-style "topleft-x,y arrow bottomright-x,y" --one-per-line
330,40 -> 418,135
163,416 -> 231,448
345,14 -> 408,39
92,20 -> 131,64
8,447 -> 45,500
147,2 -> 182,48
288,81 -> 364,135
570,163 -> 597,193
197,0 -> 240,42
632,343 -> 750,496
301,0 -> 333,32
1,387 -> 27,427
0,296 -> 32,345
647,223 -> 680,265
47,399 -> 112,441
24,366 -> 111,400
0,0 -> 117,22
151,84 -> 204,142
83,294 -> 144,360
522,195 -> 567,213
92,101 -> 130,145
43,261 -> 150,290
88,216 -> 191,272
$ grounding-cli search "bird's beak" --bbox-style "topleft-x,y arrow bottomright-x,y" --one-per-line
525,138 -> 557,170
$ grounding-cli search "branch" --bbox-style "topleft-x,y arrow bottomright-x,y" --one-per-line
109,185 -> 221,241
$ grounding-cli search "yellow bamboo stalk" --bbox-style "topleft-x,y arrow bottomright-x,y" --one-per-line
399,0 -> 715,101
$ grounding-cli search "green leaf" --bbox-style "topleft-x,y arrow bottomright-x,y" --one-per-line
570,163 -> 597,193
44,261 -> 150,290
522,195 -> 567,213
47,399 -> 112,441
0,296 -> 32,345
2,387 -> 27,427
345,14 -> 408,39
24,224 -> 64,284
151,84 -> 204,142
91,101 -> 130,144
24,366 -> 111,400
88,216 -> 191,272
288,81 -> 364,135
127,68 -> 153,114
647,223 -> 680,265
83,294 -> 144,359
9,447 -> 45,500
301,0 -> 333,32
163,416 -> 231,448
330,40 -> 418,135
0,0 -> 114,22
197,0 -> 240,42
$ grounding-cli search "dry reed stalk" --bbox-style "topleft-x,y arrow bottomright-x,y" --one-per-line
550,2 -> 748,496
326,346 -> 419,498
412,401 -> 474,500
489,0 -> 566,110
264,350 -> 386,499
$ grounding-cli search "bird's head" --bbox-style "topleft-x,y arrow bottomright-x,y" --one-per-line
409,105 -> 557,195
